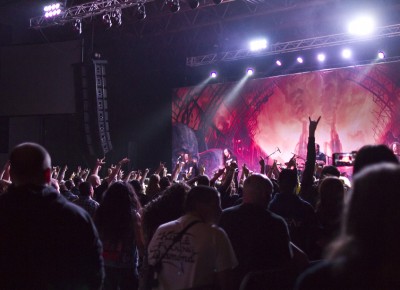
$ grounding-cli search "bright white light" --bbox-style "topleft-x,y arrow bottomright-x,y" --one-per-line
378,51 -> 385,59
210,71 -> 217,78
44,3 -> 63,16
249,39 -> 267,51
342,49 -> 352,59
276,60 -> 282,66
297,57 -> 304,64
246,68 -> 254,76
317,53 -> 326,62
348,16 -> 375,35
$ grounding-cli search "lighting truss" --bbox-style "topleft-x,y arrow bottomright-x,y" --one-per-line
30,0 -> 149,29
186,23 -> 400,67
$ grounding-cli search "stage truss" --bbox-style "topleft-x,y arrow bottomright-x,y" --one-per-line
186,24 -> 400,66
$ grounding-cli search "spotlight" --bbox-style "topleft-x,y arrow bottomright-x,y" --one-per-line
378,51 -> 385,59
43,2 -> 63,18
297,57 -> 304,64
102,13 -> 112,28
317,53 -> 326,62
276,60 -> 282,66
249,39 -> 267,51
342,48 -> 352,59
136,2 -> 146,20
213,0 -> 222,4
246,68 -> 254,76
210,71 -> 217,78
110,9 -> 122,26
166,0 -> 180,13
73,19 -> 82,34
348,16 -> 375,36
188,0 -> 199,9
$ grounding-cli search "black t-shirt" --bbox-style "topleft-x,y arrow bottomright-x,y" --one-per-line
219,203 -> 292,281
0,184 -> 104,289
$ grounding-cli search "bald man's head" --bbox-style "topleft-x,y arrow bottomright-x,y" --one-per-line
243,174 -> 273,207
9,143 -> 51,187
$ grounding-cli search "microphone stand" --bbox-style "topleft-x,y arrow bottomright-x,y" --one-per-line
266,148 -> 280,166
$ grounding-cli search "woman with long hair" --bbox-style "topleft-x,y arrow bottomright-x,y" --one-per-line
95,182 -> 144,290
296,163 -> 400,289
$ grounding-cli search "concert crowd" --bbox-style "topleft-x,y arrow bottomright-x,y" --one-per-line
0,117 -> 399,290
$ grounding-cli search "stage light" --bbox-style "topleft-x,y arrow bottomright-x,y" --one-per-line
166,0 -> 180,13
136,2 -> 146,20
348,16 -> 375,35
110,9 -> 122,26
342,48 -> 352,59
73,19 -> 82,34
297,57 -> 304,64
378,51 -> 385,59
43,2 -> 63,18
276,60 -> 282,66
246,68 -> 254,76
249,39 -> 267,51
210,71 -> 217,78
317,53 -> 326,62
102,13 -> 112,28
188,0 -> 199,9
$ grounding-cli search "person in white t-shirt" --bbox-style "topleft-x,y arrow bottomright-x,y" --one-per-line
147,185 -> 238,290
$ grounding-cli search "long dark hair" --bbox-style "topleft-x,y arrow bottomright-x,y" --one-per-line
142,183 -> 190,245
95,182 -> 141,243
326,163 -> 400,287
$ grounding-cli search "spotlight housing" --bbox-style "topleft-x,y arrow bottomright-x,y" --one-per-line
136,2 -> 146,20
73,19 -> 82,34
276,60 -> 282,66
188,0 -> 199,9
102,13 -> 112,28
167,0 -> 180,13
378,51 -> 385,59
297,57 -> 304,64
210,71 -> 217,78
110,9 -> 122,26
246,68 -> 254,76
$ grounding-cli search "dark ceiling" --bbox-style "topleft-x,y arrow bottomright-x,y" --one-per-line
2,0 -> 400,52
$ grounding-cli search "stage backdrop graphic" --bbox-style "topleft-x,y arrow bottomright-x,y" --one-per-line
172,62 -> 400,175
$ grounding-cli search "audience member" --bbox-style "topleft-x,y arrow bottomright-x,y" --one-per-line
353,144 -> 399,175
60,179 -> 79,202
219,174 -> 292,286
296,163 -> 400,289
95,182 -> 144,290
147,185 -> 238,290
142,183 -> 190,246
74,181 -> 100,218
269,168 -> 320,257
315,176 -> 345,258
0,142 -> 104,289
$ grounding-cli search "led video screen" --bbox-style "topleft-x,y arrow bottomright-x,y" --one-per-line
172,62 -> 400,175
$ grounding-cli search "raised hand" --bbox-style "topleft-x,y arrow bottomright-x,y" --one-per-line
96,157 -> 106,166
309,116 -> 321,137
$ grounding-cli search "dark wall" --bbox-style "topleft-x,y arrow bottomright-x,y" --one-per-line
0,40 -> 81,116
